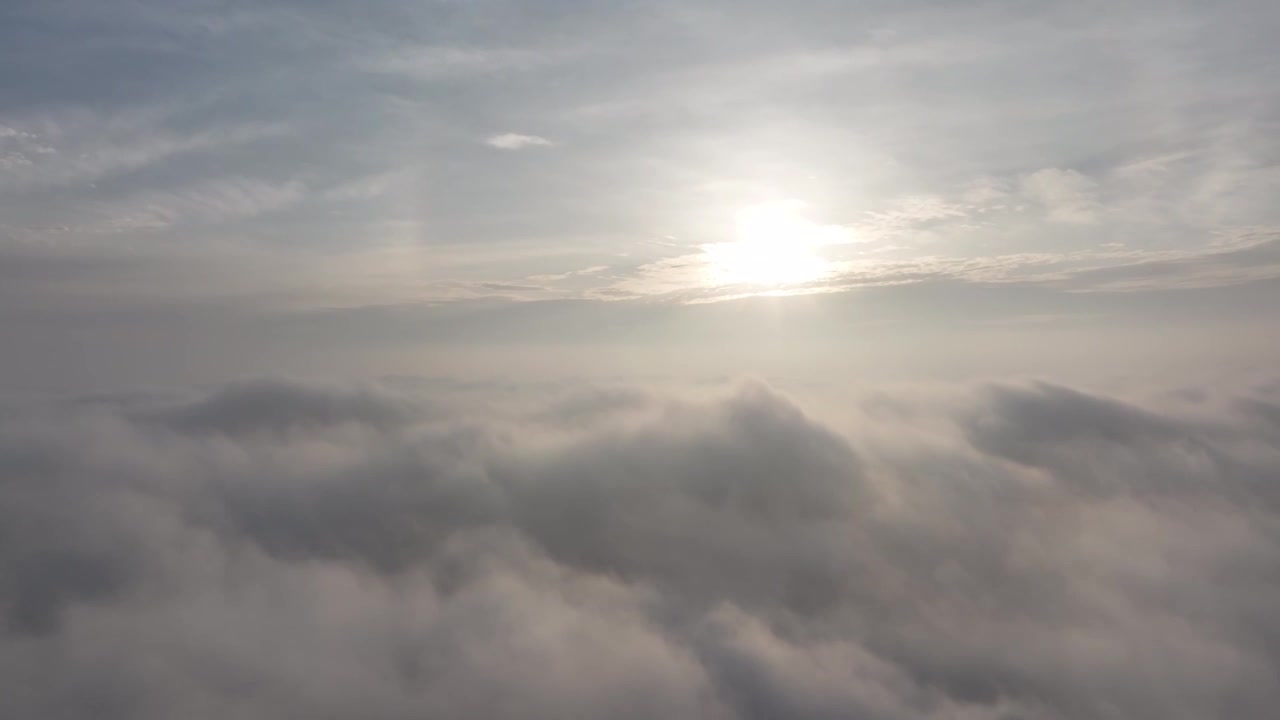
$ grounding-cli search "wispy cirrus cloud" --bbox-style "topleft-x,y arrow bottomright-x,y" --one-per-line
0,113 -> 287,192
90,176 -> 307,231
364,45 -> 576,79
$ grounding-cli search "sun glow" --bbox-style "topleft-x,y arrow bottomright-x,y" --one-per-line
704,201 -> 838,287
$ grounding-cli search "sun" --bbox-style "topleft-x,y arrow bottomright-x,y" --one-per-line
704,201 -> 835,287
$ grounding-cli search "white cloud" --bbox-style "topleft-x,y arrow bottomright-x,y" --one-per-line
853,195 -> 969,241
484,133 -> 553,150
1020,168 -> 1102,224
1,377 -> 1279,718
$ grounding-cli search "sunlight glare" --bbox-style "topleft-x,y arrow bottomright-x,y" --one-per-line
704,200 -> 836,287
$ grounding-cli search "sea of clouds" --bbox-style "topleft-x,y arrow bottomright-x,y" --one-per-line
2,376 -> 1278,719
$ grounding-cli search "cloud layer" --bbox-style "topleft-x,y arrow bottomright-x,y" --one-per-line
2,377 -> 1278,719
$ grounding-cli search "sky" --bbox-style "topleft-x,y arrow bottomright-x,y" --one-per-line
1,0 -> 1278,391
3,1 -> 1280,718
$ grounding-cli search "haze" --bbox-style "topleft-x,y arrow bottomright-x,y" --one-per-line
2,2 -> 1279,718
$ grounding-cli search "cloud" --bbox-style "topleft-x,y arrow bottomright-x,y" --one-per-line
87,177 -> 307,231
1056,230 -> 1280,291
141,379 -> 420,436
484,133 -> 553,150
363,46 -> 574,79
1020,168 -> 1102,224
0,113 -> 286,192
601,229 -> 1280,303
1,376 -> 1278,718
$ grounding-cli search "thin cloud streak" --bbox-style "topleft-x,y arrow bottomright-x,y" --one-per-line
484,133 -> 554,150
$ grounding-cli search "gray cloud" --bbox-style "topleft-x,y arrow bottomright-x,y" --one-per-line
1,377 -> 1278,718
142,379 -> 421,436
